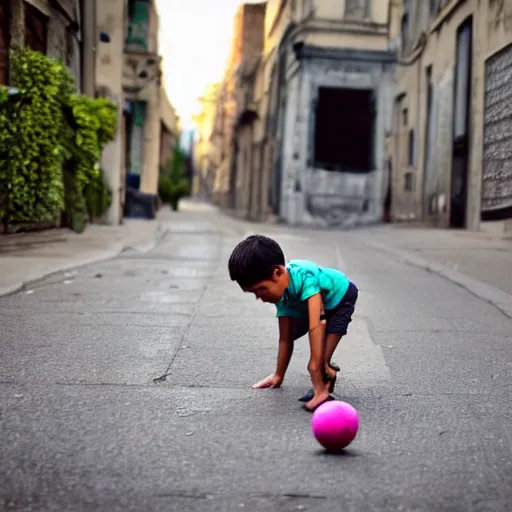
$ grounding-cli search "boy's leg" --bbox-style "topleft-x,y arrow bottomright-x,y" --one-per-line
325,282 -> 358,367
297,324 -> 329,402
324,334 -> 343,378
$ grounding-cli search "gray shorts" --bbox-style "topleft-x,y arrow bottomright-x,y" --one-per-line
291,282 -> 358,339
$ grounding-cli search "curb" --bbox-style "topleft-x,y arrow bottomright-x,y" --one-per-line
0,225 -> 166,298
367,241 -> 512,320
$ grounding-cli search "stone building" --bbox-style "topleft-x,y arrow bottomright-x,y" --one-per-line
96,0 -> 179,220
210,2 -> 267,208
390,0 -> 512,233
208,0 -> 397,227
1,0 -> 84,88
122,0 -> 162,202
159,84 -> 180,174
265,0 -> 396,227
95,0 -> 126,224
192,82 -> 221,198
1,0 -> 179,223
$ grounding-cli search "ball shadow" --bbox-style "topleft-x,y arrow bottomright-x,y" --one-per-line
314,447 -> 360,458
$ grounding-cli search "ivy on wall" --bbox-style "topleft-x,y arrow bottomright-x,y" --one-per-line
0,49 -> 118,233
0,49 -> 65,230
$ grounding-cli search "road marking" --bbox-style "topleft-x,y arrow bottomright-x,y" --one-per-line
339,318 -> 391,386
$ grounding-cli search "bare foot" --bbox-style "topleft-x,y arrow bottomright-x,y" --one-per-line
303,381 -> 331,412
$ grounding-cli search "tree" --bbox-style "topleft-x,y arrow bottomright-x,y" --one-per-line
158,145 -> 190,211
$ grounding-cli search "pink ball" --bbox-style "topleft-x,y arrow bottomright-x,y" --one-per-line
311,400 -> 359,452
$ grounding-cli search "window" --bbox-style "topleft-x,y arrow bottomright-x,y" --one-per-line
401,0 -> 410,53
24,3 -> 48,54
344,0 -> 369,19
430,0 -> 441,16
312,87 -> 375,173
408,129 -> 416,166
424,66 -> 433,175
402,108 -> 408,126
65,25 -> 74,67
404,172 -> 414,192
125,0 -> 150,52
453,18 -> 472,139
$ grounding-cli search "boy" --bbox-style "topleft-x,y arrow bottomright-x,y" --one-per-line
228,234 -> 358,412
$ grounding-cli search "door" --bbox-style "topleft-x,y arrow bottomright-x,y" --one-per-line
450,17 -> 472,228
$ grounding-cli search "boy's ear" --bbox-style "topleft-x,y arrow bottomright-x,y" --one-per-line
272,265 -> 285,281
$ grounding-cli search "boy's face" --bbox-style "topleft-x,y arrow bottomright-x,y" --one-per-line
243,266 -> 288,304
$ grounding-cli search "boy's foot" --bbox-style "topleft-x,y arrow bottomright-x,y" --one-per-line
302,394 -> 334,413
298,372 -> 337,402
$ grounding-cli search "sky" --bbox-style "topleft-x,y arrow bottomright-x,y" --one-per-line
156,0 -> 245,132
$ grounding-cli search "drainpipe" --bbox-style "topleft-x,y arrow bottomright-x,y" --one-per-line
81,0 -> 95,97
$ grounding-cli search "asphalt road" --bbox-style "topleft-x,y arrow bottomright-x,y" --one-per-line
1,207 -> 512,512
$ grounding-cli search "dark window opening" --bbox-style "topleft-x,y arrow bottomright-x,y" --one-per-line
313,87 -> 375,173
408,129 -> 416,166
404,172 -> 414,192
430,0 -> 441,16
402,107 -> 408,126
65,25 -> 74,67
401,13 -> 409,52
24,3 -> 48,54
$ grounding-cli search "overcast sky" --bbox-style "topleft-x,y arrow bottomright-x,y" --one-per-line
156,0 -> 245,130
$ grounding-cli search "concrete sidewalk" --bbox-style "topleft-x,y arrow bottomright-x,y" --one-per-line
352,224 -> 512,318
0,213 -> 166,297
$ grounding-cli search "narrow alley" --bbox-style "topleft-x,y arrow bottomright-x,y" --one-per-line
1,205 -> 511,511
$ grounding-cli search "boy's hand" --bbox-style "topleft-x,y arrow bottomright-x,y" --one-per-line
252,373 -> 283,389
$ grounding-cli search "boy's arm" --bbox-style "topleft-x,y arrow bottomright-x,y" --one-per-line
275,316 -> 293,380
307,293 -> 325,391
252,316 -> 293,389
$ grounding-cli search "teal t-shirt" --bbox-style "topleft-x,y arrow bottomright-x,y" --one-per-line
275,259 -> 350,319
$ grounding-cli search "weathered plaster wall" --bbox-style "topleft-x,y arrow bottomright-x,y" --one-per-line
96,0 -> 125,225
279,50 -> 395,227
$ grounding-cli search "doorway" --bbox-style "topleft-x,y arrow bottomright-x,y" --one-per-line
313,87 -> 375,172
450,16 -> 472,228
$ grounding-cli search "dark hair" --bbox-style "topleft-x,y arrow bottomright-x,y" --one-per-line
228,234 -> 285,288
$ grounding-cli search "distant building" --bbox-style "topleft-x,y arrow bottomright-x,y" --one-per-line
210,2 -> 267,209
192,83 -> 221,198
206,0 -> 397,227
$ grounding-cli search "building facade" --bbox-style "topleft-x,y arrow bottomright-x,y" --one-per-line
192,82 -> 220,198
159,84 -> 180,174
98,0 -> 179,219
1,0 -> 84,88
390,0 -> 512,233
205,0 -> 397,227
95,0 -> 126,224
0,0 -> 178,224
210,2 -> 267,209
264,0 -> 396,227
122,0 -> 162,203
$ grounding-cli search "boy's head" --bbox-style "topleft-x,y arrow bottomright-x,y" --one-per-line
228,234 -> 288,303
